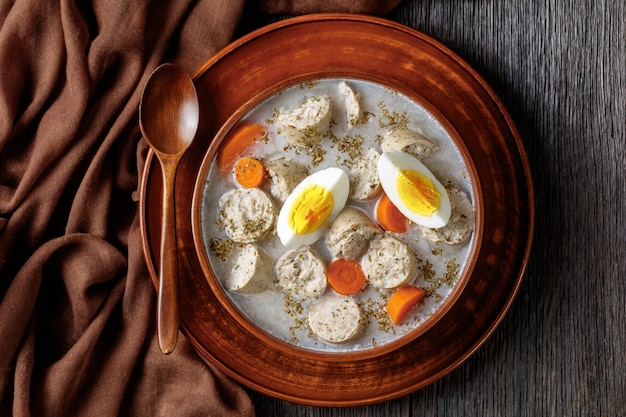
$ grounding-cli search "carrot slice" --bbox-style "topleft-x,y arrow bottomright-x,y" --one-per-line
217,123 -> 266,173
376,192 -> 408,233
326,259 -> 367,295
234,157 -> 265,188
386,285 -> 425,325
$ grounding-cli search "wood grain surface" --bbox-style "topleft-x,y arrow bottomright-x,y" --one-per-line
245,0 -> 626,415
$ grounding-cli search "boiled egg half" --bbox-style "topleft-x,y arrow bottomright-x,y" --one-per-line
277,167 -> 349,248
377,151 -> 451,228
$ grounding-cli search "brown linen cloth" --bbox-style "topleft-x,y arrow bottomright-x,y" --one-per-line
0,0 -> 402,416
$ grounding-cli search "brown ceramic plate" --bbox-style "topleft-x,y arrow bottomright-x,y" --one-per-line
139,14 -> 534,406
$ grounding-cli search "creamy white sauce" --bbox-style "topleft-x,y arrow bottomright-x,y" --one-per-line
200,78 -> 475,353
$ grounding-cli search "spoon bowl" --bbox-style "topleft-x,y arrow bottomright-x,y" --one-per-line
139,63 -> 199,354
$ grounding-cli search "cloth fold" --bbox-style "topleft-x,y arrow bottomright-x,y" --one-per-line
0,0 -> 402,415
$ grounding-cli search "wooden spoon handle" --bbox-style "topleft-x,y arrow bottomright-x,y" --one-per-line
157,161 -> 180,354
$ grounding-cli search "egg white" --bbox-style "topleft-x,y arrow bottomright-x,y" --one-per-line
377,151 -> 451,228
277,167 -> 349,248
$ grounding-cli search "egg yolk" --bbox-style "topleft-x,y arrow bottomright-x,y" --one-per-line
396,169 -> 440,216
288,184 -> 334,234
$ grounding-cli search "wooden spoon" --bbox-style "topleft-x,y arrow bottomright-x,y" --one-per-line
139,63 -> 199,354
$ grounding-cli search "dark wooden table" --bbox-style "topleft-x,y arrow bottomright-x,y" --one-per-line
245,1 -> 626,415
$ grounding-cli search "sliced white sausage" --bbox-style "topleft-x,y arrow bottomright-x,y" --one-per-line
349,148 -> 382,201
218,187 -> 275,243
264,157 -> 309,204
276,95 -> 332,145
275,246 -> 327,299
361,234 -> 418,289
325,207 -> 381,259
225,244 -> 274,293
307,295 -> 364,343
381,126 -> 439,160
338,81 -> 363,128
420,188 -> 474,245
